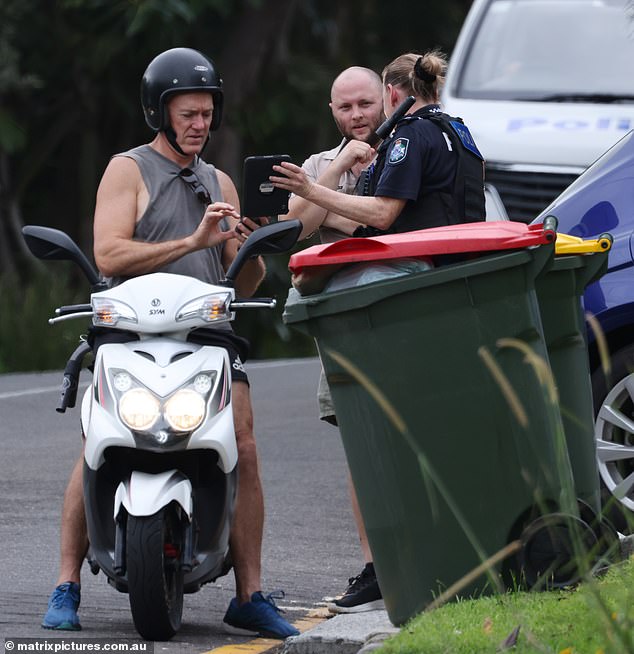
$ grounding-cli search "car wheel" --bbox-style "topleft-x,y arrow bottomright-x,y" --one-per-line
592,343 -> 634,534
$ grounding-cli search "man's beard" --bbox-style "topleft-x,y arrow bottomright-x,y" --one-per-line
333,112 -> 385,143
334,116 -> 382,143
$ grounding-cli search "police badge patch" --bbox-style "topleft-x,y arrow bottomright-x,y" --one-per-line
388,137 -> 409,164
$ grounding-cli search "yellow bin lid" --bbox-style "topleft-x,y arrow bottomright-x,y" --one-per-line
555,232 -> 613,254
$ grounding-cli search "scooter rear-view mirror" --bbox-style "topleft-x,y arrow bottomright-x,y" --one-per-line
222,219 -> 302,287
22,225 -> 101,287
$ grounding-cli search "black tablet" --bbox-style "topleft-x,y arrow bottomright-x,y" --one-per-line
242,155 -> 291,220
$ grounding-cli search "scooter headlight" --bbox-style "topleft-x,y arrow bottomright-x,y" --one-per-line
109,369 -> 216,446
164,389 -> 206,431
119,388 -> 160,431
176,292 -> 233,324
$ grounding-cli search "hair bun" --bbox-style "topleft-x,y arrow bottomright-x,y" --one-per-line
414,56 -> 436,83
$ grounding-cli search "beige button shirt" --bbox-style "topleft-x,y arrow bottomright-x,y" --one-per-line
301,140 -> 361,243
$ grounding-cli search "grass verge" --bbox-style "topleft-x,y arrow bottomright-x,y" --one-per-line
376,553 -> 634,654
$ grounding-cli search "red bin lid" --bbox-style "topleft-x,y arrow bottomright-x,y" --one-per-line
288,221 -> 555,274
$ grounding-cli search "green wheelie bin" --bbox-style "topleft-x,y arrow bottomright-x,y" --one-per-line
284,220 -> 594,626
534,230 -> 613,528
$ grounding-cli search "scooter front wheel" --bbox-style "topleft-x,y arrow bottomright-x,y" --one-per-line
126,505 -> 184,640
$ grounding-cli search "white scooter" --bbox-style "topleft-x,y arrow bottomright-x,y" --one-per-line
22,220 -> 302,641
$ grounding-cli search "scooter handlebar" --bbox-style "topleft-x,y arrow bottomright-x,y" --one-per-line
49,312 -> 94,325
56,304 -> 93,316
230,298 -> 277,310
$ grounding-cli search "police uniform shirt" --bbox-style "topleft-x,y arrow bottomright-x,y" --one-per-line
374,104 -> 458,231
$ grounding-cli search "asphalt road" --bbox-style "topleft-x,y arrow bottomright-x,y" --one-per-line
0,358 -> 360,652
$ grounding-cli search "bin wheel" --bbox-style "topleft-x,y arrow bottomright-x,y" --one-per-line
592,350 -> 634,534
518,513 -> 598,590
576,499 -> 621,565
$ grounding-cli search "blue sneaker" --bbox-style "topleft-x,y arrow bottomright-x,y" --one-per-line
42,582 -> 81,630
223,591 -> 300,639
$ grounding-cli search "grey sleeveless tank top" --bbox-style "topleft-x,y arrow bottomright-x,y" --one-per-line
112,145 -> 229,285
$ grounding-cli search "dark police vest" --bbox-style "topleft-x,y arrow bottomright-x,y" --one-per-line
355,110 -> 486,236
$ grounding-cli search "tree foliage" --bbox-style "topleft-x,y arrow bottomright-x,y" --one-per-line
0,0 -> 471,368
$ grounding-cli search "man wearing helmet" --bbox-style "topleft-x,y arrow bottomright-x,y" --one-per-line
41,48 -> 299,640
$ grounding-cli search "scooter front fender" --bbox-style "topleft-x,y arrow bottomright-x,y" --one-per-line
114,470 -> 193,519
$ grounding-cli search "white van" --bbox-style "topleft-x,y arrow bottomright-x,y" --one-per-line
442,0 -> 634,222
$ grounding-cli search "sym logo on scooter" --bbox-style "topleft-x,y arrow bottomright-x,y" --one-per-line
150,297 -> 165,316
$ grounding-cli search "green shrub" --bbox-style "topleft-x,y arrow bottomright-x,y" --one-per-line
0,269 -> 89,373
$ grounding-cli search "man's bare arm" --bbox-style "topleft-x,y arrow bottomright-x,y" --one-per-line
93,157 -> 237,278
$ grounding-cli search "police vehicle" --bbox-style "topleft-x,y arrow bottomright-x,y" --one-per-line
532,130 -> 634,534
442,0 -> 634,222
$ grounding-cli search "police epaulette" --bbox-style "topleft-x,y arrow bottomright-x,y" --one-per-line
397,115 -> 420,125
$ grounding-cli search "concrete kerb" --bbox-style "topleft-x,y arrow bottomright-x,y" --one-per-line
283,610 -> 397,654
284,534 -> 634,654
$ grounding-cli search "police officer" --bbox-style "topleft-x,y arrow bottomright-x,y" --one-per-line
271,50 -> 485,234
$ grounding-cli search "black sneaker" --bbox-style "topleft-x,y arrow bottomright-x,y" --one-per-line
328,563 -> 384,613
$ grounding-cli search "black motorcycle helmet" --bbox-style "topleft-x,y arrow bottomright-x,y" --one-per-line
141,47 -> 224,133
